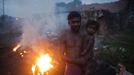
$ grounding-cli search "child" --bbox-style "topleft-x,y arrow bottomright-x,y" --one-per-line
82,20 -> 100,75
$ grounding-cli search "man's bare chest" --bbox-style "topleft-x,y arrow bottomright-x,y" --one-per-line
65,34 -> 82,48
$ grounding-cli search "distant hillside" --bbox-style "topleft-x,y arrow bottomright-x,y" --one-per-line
70,0 -> 128,13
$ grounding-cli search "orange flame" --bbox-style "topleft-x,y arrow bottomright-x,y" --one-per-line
13,44 -> 21,52
32,53 -> 53,75
32,65 -> 36,75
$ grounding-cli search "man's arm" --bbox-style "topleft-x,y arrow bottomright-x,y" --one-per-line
64,37 -> 94,65
58,33 -> 67,62
67,50 -> 93,65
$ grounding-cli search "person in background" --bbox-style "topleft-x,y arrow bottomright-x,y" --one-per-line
118,63 -> 133,75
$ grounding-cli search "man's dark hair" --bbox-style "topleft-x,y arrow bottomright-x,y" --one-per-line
86,20 -> 100,31
67,11 -> 81,20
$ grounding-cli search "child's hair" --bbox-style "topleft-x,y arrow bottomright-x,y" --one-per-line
86,20 -> 100,31
67,11 -> 81,20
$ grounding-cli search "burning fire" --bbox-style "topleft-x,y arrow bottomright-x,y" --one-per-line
13,44 -> 21,52
32,53 -> 53,75
32,65 -> 36,74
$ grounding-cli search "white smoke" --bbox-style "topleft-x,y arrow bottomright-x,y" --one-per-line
4,0 -> 68,49
20,19 -> 40,47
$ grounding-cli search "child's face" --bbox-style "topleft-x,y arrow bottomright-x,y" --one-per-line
87,25 -> 97,35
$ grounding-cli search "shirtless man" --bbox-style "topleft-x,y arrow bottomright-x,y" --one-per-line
59,11 -> 84,75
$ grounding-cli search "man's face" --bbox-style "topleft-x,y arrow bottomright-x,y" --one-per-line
68,17 -> 81,33
87,25 -> 97,35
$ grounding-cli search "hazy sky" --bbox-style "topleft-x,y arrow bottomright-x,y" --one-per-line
54,0 -> 119,4
1,0 -> 119,18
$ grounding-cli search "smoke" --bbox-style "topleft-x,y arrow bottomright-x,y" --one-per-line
20,20 -> 40,47
4,0 -> 68,50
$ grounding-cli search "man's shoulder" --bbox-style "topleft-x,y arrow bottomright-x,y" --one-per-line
58,29 -> 70,40
60,29 -> 69,36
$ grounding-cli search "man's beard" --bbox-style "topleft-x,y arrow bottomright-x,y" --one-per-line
71,26 -> 80,33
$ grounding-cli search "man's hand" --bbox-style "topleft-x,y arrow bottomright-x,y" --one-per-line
61,55 -> 86,65
62,55 -> 73,62
118,64 -> 126,75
